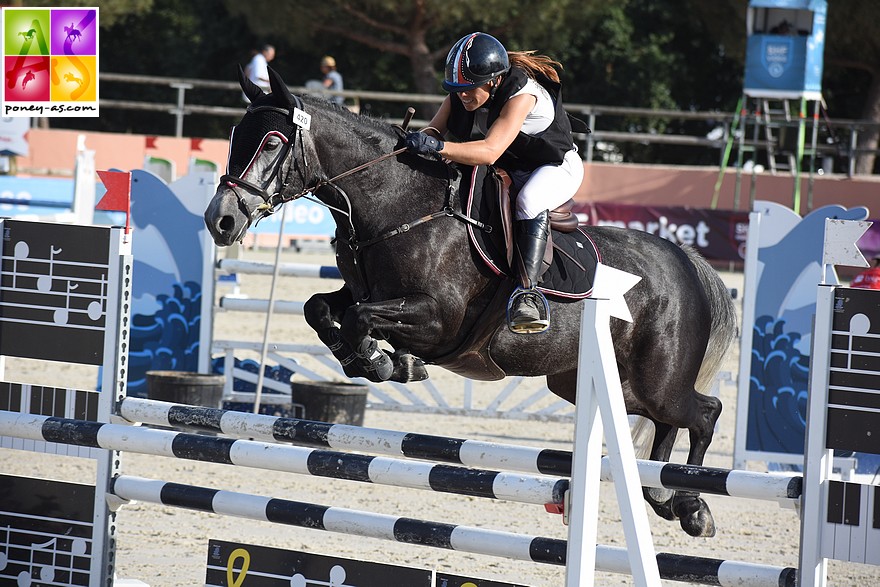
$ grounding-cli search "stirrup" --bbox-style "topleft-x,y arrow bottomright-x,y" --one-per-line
506,287 -> 550,334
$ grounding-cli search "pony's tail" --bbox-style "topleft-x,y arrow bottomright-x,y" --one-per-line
684,246 -> 739,394
630,416 -> 655,459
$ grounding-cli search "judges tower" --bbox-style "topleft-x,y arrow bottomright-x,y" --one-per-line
737,0 -> 827,212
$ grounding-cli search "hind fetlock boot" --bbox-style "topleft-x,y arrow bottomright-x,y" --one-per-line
509,210 -> 550,333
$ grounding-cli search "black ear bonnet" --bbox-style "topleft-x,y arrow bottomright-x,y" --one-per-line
226,92 -> 299,178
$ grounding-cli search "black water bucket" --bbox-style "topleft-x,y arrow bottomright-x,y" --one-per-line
290,381 -> 368,426
146,371 -> 225,408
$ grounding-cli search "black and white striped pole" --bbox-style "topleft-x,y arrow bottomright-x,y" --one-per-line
118,395 -> 802,504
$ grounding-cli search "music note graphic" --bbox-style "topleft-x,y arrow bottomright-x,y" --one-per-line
290,564 -> 351,587
36,246 -> 61,293
54,281 -> 77,325
87,274 -> 106,321
11,241 -> 30,289
0,525 -> 9,572
329,565 -> 349,587
1,240 -> 110,332
16,536 -> 58,587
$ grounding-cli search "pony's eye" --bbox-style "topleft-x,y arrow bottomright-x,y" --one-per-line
264,137 -> 282,151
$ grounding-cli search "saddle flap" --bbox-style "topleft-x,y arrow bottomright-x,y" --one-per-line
494,169 -> 515,268
494,169 -> 578,266
463,164 -> 599,300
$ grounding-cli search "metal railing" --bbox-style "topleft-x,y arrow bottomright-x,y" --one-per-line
97,72 -> 880,175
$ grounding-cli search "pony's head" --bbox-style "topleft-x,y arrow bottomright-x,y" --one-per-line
204,66 -> 311,246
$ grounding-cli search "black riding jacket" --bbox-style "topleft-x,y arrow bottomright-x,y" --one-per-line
446,66 -> 582,172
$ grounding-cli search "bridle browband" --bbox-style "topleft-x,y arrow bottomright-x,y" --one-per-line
220,97 -> 490,300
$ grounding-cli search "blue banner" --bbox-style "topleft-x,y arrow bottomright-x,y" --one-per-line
0,176 -> 73,216
248,198 -> 336,237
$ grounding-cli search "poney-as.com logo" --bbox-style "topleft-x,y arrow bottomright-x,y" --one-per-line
2,7 -> 98,117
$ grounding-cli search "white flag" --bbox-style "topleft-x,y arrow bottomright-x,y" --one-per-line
823,218 -> 872,268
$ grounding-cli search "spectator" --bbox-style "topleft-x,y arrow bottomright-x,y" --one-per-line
851,255 -> 880,289
243,44 -> 275,102
320,55 -> 344,105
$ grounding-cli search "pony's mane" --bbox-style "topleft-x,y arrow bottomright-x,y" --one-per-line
298,94 -> 399,143
262,92 -> 445,176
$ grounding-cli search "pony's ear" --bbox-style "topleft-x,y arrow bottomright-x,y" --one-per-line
267,66 -> 296,108
238,64 -> 264,102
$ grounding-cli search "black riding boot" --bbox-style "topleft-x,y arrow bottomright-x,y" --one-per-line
509,210 -> 550,333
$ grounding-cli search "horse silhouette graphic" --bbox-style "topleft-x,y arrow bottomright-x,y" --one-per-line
18,29 -> 36,42
64,23 -> 82,43
22,70 -> 36,90
64,72 -> 84,87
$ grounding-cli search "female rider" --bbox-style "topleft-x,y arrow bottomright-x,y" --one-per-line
405,32 -> 585,334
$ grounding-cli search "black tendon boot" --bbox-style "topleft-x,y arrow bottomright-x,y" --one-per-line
509,210 -> 550,333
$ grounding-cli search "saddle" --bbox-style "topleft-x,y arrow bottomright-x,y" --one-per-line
431,164 -> 601,380
463,165 -> 600,300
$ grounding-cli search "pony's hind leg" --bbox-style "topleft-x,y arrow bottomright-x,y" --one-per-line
651,391 -> 723,538
548,367 -> 722,537
642,420 -> 679,521
672,391 -> 722,537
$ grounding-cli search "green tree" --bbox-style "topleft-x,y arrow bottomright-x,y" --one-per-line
823,0 -> 880,174
55,0 -> 255,137
222,0 -> 598,112
559,1 -> 743,164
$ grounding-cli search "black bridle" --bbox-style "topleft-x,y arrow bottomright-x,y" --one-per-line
218,97 -> 309,225
219,98 -> 490,300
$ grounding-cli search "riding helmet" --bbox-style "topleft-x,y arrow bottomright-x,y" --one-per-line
443,32 -> 510,93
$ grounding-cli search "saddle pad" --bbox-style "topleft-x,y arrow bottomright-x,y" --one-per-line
462,165 -> 600,300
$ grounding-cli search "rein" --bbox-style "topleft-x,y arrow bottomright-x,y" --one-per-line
222,101 -> 491,300
333,162 -> 487,252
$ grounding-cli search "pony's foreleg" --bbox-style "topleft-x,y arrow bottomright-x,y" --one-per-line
302,288 -> 384,381
338,294 -> 440,383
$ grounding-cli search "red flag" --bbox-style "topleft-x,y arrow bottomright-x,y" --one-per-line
95,170 -> 132,234
145,136 -> 158,149
190,137 -> 203,151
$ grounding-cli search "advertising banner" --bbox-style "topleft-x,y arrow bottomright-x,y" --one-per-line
577,202 -> 750,262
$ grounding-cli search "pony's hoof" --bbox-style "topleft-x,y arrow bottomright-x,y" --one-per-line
391,353 -> 429,383
674,496 -> 716,538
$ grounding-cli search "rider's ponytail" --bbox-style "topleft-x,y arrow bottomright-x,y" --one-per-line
508,51 -> 562,83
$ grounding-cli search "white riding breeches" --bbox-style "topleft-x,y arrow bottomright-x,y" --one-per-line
511,148 -> 584,220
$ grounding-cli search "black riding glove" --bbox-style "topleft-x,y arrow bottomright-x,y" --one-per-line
405,131 -> 444,157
